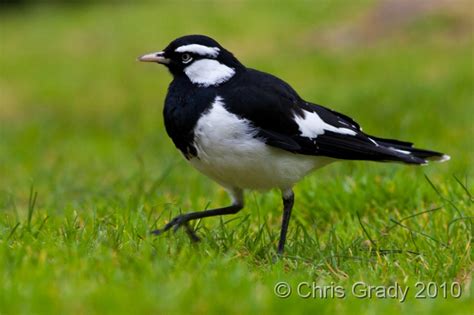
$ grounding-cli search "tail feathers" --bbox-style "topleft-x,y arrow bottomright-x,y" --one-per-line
371,136 -> 450,165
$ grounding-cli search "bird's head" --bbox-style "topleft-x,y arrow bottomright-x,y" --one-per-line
139,35 -> 244,87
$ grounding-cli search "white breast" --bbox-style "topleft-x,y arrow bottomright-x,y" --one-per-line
189,96 -> 332,190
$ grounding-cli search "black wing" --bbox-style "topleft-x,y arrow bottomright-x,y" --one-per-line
221,68 -> 444,164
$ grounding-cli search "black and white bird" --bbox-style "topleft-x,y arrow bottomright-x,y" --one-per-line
139,35 -> 449,254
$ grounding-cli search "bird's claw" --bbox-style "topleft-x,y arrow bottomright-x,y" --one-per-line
151,215 -> 200,242
184,223 -> 201,242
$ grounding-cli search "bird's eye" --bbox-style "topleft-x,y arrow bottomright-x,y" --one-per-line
181,53 -> 192,63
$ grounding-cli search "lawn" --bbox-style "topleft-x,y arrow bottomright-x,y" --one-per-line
0,1 -> 472,314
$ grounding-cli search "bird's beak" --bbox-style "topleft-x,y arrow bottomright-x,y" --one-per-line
138,51 -> 170,64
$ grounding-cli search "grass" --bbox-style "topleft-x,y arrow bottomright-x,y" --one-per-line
0,1 -> 472,314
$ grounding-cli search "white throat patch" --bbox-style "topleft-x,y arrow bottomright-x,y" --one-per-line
184,59 -> 235,87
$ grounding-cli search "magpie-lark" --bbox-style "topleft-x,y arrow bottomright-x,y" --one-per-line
139,35 -> 449,254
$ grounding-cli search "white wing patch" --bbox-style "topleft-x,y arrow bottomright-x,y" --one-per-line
294,110 -> 357,138
184,59 -> 235,87
175,44 -> 220,57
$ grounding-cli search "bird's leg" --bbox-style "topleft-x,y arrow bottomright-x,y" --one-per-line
277,189 -> 295,255
152,189 -> 243,241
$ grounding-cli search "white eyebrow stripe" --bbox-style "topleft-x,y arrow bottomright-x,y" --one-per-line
175,44 -> 220,57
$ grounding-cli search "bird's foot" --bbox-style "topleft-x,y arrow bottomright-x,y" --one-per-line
151,214 -> 200,242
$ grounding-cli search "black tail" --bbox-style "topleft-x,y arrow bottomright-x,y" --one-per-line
369,136 -> 450,165
304,131 -> 450,165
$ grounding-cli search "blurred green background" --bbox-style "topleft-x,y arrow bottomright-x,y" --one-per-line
0,1 -> 472,314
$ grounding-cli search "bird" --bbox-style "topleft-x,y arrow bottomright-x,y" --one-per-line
138,34 -> 449,255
